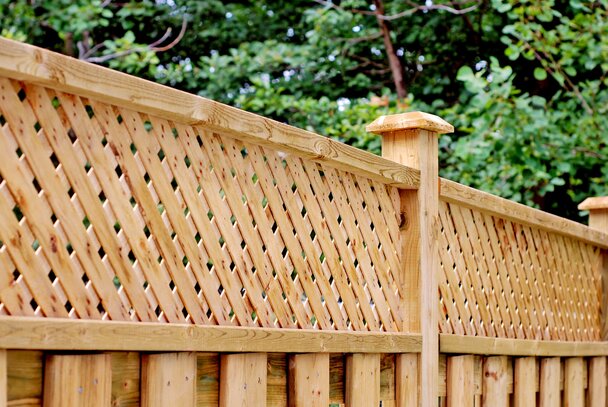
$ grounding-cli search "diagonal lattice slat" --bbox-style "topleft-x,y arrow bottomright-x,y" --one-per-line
0,79 -> 404,331
438,200 -> 603,341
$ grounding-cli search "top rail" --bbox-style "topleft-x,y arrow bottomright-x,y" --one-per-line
440,178 -> 608,249
0,37 -> 419,189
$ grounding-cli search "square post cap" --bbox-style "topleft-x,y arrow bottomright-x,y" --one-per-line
366,111 -> 454,135
578,197 -> 608,211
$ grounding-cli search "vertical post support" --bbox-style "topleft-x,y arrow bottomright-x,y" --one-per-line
0,350 -> 5,407
219,353 -> 267,407
367,111 -> 453,407
288,353 -> 329,407
141,352 -> 197,407
579,197 -> 608,339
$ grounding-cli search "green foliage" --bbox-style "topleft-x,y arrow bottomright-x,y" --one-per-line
0,0 -> 606,220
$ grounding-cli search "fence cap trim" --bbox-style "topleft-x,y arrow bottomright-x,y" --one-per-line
579,196 -> 608,211
366,111 -> 454,135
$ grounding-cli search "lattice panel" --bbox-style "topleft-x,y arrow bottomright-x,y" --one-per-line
0,78 -> 404,331
438,200 -> 603,341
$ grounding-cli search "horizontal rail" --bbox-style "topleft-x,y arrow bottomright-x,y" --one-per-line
0,37 -> 419,189
441,334 -> 608,357
440,178 -> 608,248
0,317 -> 422,353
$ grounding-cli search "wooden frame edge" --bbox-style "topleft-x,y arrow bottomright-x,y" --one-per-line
440,178 -> 608,249
0,316 -> 421,353
440,334 -> 608,357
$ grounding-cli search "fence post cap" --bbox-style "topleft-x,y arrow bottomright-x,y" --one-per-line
578,196 -> 608,211
366,111 -> 454,135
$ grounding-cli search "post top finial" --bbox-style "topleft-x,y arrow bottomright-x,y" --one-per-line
578,197 -> 608,211
366,111 -> 454,135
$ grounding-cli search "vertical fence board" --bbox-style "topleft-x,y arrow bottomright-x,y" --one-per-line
0,350 -> 6,407
540,358 -> 560,407
514,357 -> 536,407
564,357 -> 584,407
141,352 -> 196,407
110,352 -> 140,407
43,354 -> 111,407
588,357 -> 606,407
396,353 -> 418,407
288,354 -> 329,407
219,353 -> 267,407
196,353 -> 219,406
447,355 -> 474,407
482,356 -> 509,407
345,353 -> 380,407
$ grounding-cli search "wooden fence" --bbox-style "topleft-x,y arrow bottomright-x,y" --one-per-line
0,37 -> 606,406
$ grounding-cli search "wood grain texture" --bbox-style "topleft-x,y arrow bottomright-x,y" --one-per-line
441,178 -> 608,248
345,354 -> 380,407
43,354 -> 112,407
288,354 -> 329,407
0,37 -> 418,189
141,353 -> 196,407
563,357 -> 584,407
513,357 -> 536,407
539,358 -> 560,407
395,353 -> 418,407
0,350 -> 5,407
447,355 -> 474,407
440,334 -> 608,356
219,353 -> 267,407
6,350 -> 43,406
587,356 -> 607,407
110,352 -> 140,407
583,207 -> 608,340
482,356 -> 509,407
0,316 -> 421,353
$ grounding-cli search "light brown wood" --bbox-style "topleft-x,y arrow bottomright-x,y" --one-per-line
0,37 -> 419,189
345,354 -> 380,407
141,353 -> 196,407
288,353 -> 329,407
563,357 -> 584,407
377,116 -> 446,407
43,354 -> 112,407
0,316 -> 421,353
110,352 -> 140,407
0,350 -> 5,407
440,335 -> 608,357
219,353 -> 267,407
539,358 -> 560,407
482,356 -> 509,407
447,355 -> 474,407
514,357 -> 536,407
395,353 -> 418,407
441,178 -> 608,248
587,357 -> 607,407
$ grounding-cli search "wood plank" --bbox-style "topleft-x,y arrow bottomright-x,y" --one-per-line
219,353 -> 267,407
0,350 -> 5,407
7,350 -> 43,406
141,353 -> 196,407
0,37 -> 419,190
0,316 -> 421,353
440,178 -> 608,248
395,353 -> 418,407
440,334 -> 608,356
288,354 -> 329,407
345,354 -> 380,407
563,357 -> 584,407
482,356 -> 509,407
513,357 -> 536,407
539,358 -> 560,407
110,352 -> 140,407
587,357 -> 607,407
196,353 -> 219,407
447,355 -> 474,407
43,354 -> 112,406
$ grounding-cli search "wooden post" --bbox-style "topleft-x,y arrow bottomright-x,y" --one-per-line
447,355 -> 474,407
220,353 -> 267,407
0,350 -> 5,407
588,357 -> 607,407
43,354 -> 112,407
288,353 -> 329,407
482,356 -> 509,407
579,197 -> 608,339
564,357 -> 584,407
141,352 -> 196,407
345,353 -> 380,407
539,357 -> 560,407
367,111 -> 453,407
513,357 -> 536,407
